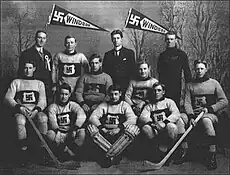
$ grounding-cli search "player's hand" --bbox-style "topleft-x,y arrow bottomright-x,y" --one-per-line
101,128 -> 109,133
155,121 -> 166,131
52,86 -> 56,95
189,118 -> 196,127
108,128 -> 120,136
203,108 -> 208,114
20,106 -> 31,117
82,104 -> 90,112
71,130 -> 77,138
29,110 -> 38,119
91,104 -> 98,111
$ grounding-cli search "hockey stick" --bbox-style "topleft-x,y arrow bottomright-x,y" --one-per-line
16,100 -> 80,169
142,111 -> 205,170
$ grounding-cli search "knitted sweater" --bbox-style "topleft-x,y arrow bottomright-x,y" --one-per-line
184,78 -> 228,116
52,51 -> 89,92
47,101 -> 86,132
4,78 -> 47,111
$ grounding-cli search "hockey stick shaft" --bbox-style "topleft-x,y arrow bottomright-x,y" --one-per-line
144,111 -> 205,170
15,99 -> 61,166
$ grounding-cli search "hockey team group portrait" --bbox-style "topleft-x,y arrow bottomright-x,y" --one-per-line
0,1 -> 229,174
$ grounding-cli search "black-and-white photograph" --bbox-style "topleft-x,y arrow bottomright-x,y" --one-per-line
0,1 -> 229,174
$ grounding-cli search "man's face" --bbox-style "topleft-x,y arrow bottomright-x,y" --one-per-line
59,89 -> 71,103
111,34 -> 122,47
153,85 -> 165,100
109,90 -> 121,103
90,58 -> 101,72
24,63 -> 36,77
35,32 -> 47,47
165,34 -> 176,48
65,37 -> 77,52
138,63 -> 150,79
195,63 -> 207,78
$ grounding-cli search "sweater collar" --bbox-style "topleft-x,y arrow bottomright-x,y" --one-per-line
90,69 -> 103,75
193,74 -> 209,83
63,50 -> 77,55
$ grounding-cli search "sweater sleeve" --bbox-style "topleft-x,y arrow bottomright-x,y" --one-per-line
36,81 -> 47,110
123,102 -> 137,126
184,83 -> 194,115
139,104 -> 152,125
75,75 -> 85,103
211,80 -> 228,112
71,102 -> 87,128
167,99 -> 180,123
88,103 -> 106,126
4,80 -> 18,108
47,104 -> 59,130
124,80 -> 134,106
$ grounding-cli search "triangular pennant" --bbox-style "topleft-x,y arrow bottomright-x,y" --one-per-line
124,8 -> 169,35
47,4 -> 108,32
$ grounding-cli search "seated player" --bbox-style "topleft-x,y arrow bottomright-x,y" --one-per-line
125,60 -> 158,116
87,85 -> 140,167
184,59 -> 228,170
75,54 -> 113,117
4,60 -> 47,161
46,83 -> 87,161
139,82 -> 187,165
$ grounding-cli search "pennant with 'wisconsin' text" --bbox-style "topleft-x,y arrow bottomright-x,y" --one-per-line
47,4 -> 108,32
124,8 -> 168,35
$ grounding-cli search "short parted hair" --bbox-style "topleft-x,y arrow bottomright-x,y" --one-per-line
111,29 -> 123,39
35,30 -> 47,38
59,83 -> 71,93
136,60 -> 150,68
89,53 -> 102,63
64,35 -> 77,45
107,84 -> 122,93
152,82 -> 165,91
24,60 -> 36,68
194,59 -> 208,68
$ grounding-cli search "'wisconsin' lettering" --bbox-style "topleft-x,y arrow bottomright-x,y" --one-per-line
65,15 -> 90,27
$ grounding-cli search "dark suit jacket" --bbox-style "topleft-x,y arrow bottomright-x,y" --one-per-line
18,45 -> 53,100
102,47 -> 135,92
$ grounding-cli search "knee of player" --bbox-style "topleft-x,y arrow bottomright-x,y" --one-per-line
180,113 -> 189,125
15,114 -> 26,125
166,123 -> 178,133
142,124 -> 155,139
47,130 -> 56,141
201,117 -> 213,127
37,112 -> 48,123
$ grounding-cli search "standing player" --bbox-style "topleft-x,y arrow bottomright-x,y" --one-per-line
184,59 -> 228,170
87,85 -> 139,167
52,35 -> 89,99
157,31 -> 192,109
125,60 -> 158,116
18,30 -> 53,105
75,53 -> 113,117
4,60 -> 47,161
46,83 -> 87,161
102,29 -> 136,96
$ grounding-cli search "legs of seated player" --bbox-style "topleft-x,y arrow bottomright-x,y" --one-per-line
173,113 -> 189,164
15,113 -> 28,151
200,114 -> 218,170
36,112 -> 48,135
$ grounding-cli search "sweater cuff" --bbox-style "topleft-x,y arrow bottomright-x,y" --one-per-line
33,106 -> 42,112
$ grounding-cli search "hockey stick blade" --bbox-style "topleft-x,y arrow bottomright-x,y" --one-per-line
142,111 -> 205,170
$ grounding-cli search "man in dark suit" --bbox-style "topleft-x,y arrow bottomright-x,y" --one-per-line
102,29 -> 136,97
18,30 -> 53,105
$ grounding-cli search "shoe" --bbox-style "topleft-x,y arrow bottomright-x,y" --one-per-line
206,152 -> 217,170
173,148 -> 187,165
99,156 -> 113,168
113,156 -> 122,165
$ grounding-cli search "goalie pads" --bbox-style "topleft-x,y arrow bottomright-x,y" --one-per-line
87,124 -> 112,152
106,124 -> 140,158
